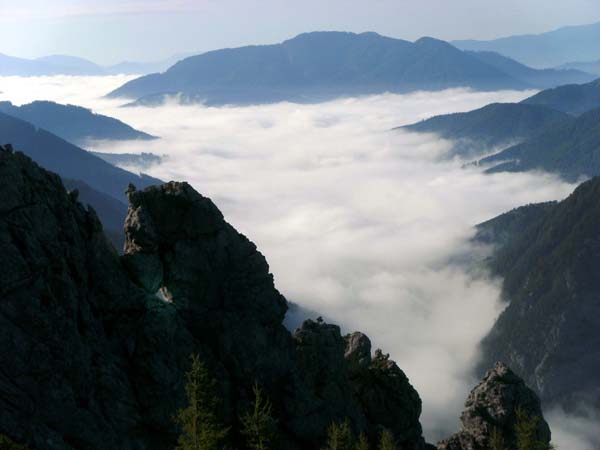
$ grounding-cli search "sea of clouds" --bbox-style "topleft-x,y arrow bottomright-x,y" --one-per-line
0,75 -> 595,446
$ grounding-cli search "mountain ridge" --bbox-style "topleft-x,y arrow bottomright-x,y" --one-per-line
0,101 -> 156,146
453,21 -> 600,68
401,102 -> 572,158
107,31 -> 529,106
476,177 -> 600,411
479,106 -> 600,180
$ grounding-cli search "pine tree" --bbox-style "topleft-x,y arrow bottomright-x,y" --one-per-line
515,407 -> 551,450
355,432 -> 370,450
241,384 -> 278,450
378,429 -> 396,450
174,354 -> 229,450
489,426 -> 505,450
323,419 -> 355,450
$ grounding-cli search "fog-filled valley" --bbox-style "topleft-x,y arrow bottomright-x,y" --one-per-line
4,74 -> 597,448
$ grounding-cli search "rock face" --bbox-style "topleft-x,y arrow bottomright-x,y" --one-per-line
0,146 -> 428,450
438,363 -> 551,450
478,178 -> 600,410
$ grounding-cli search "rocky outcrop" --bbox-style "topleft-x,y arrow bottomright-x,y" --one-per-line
438,363 -> 551,450
0,145 -> 428,450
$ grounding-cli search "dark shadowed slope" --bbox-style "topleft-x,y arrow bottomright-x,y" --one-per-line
107,32 -> 526,106
480,107 -> 600,180
401,103 -> 572,157
520,78 -> 600,115
0,112 -> 161,202
0,146 -> 431,450
62,178 -> 128,251
476,178 -> 600,410
474,201 -> 557,249
454,21 -> 600,68
467,50 -> 595,88
0,101 -> 156,146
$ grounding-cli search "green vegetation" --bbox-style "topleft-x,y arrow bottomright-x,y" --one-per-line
171,358 -> 404,450
378,429 -> 396,450
320,421 -> 396,450
489,426 -> 505,450
322,420 -> 355,450
240,385 -> 278,450
0,435 -> 33,450
174,354 -> 229,450
515,408 -> 552,450
355,433 -> 370,450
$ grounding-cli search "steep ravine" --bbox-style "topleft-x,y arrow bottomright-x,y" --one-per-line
0,144 -> 550,450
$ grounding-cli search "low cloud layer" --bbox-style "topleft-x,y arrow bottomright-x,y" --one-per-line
547,406 -> 600,450
0,77 -> 591,443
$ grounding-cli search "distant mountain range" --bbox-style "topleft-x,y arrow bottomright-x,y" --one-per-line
0,101 -> 156,146
475,177 -> 600,410
401,103 -> 571,157
0,53 -> 187,76
0,53 -> 106,76
107,31 -> 595,107
557,59 -> 600,76
466,50 -> 594,88
454,21 -> 600,68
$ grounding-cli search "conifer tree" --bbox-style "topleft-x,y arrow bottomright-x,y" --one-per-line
355,432 -> 370,450
175,354 -> 229,450
515,407 -> 552,450
323,419 -> 355,450
241,384 -> 278,450
378,429 -> 396,450
489,426 -> 505,450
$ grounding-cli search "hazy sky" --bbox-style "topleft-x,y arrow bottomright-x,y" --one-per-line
1,0 -> 600,64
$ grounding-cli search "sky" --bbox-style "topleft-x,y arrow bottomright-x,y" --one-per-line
1,0 -> 600,64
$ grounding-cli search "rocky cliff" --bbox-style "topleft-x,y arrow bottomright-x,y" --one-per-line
438,363 -> 551,450
0,145 -> 430,450
477,177 -> 600,411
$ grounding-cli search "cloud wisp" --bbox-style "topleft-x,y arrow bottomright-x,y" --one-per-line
0,77 -> 586,442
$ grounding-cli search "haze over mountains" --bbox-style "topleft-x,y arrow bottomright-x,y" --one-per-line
401,103 -> 571,157
107,31 -> 594,106
0,101 -> 156,146
402,76 -> 600,182
454,21 -> 600,68
466,51 -> 593,88
558,59 -> 600,76
0,53 -> 184,76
